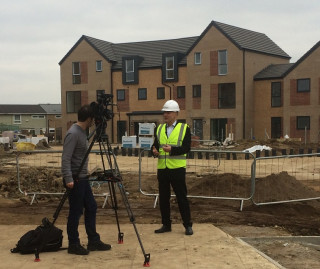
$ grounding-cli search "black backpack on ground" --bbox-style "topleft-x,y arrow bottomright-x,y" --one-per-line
11,217 -> 63,255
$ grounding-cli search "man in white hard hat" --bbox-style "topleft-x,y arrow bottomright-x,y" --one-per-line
152,100 -> 193,235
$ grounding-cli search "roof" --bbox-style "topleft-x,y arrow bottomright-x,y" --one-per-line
59,20 -> 289,68
254,41 -> 320,80
187,21 -> 290,59
0,105 -> 46,114
39,104 -> 61,114
60,35 -> 198,69
111,37 -> 198,69
254,64 -> 294,80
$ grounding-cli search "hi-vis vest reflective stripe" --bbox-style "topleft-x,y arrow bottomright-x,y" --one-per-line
156,122 -> 187,169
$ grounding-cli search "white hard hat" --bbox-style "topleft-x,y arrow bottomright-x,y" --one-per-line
161,100 -> 180,112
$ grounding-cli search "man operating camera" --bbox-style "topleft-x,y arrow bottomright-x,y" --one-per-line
61,104 -> 111,255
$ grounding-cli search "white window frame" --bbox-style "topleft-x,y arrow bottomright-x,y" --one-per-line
31,115 -> 45,119
166,56 -> 174,79
218,50 -> 228,75
13,114 -> 21,124
72,62 -> 81,84
194,52 -> 201,65
125,59 -> 134,82
96,60 -> 102,72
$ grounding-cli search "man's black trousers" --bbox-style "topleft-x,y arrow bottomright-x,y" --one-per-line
67,180 -> 100,245
157,167 -> 192,228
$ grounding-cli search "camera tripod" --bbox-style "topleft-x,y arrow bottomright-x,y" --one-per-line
52,121 -> 150,267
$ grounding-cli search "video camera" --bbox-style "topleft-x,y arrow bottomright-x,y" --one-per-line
90,93 -> 114,125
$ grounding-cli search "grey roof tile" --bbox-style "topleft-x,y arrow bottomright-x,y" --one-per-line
39,104 -> 61,114
187,21 -> 290,59
254,64 -> 294,80
60,21 -> 290,68
111,37 -> 198,69
0,105 -> 46,114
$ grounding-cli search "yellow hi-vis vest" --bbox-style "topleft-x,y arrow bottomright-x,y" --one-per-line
156,122 -> 187,169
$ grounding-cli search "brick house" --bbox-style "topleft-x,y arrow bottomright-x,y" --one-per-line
254,41 -> 320,142
60,20 -> 319,143
0,104 -> 62,141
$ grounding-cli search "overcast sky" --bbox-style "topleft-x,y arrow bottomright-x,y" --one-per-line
1,0 -> 319,104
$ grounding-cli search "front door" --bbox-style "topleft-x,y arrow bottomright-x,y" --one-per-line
271,117 -> 282,138
192,119 -> 203,140
210,118 -> 227,142
117,121 -> 127,143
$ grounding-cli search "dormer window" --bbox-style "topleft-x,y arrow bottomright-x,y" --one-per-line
125,59 -> 134,82
122,56 -> 140,84
162,53 -> 179,82
166,56 -> 174,79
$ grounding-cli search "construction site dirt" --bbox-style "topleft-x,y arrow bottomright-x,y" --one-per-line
1,140 -> 320,268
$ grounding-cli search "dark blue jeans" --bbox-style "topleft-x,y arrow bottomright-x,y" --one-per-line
67,180 -> 100,245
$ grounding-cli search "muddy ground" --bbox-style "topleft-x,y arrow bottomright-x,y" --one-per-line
1,139 -> 320,268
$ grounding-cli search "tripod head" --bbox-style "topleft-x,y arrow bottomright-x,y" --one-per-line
90,93 -> 115,141
90,93 -> 114,127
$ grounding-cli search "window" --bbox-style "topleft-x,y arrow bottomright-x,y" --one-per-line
177,86 -> 185,98
194,52 -> 201,65
166,56 -> 174,79
122,56 -> 140,84
31,115 -> 45,119
13,115 -> 21,124
72,62 -> 81,84
66,91 -> 81,113
192,85 -> 201,97
157,87 -> 165,99
218,83 -> 235,108
96,60 -> 102,72
162,53 -> 178,82
117,89 -> 125,101
218,50 -> 227,75
125,59 -> 134,82
55,115 -> 62,119
271,82 -> 281,107
297,116 -> 310,130
297,78 -> 310,92
138,88 -> 147,100
96,90 -> 105,101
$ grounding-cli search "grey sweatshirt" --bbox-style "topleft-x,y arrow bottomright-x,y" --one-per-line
61,124 -> 89,184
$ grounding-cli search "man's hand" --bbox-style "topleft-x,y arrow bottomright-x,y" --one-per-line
66,181 -> 74,189
152,146 -> 159,157
162,145 -> 171,153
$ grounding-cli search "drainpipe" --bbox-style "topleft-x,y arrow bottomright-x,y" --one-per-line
111,69 -> 114,143
162,83 -> 172,99
242,49 -> 246,139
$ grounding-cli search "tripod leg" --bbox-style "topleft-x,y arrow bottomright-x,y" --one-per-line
116,181 -> 151,267
52,189 -> 70,225
107,181 -> 124,244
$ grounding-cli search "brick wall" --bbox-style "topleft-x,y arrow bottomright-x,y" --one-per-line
290,79 -> 310,105
210,84 -> 218,109
80,62 -> 88,84
290,116 -> 310,141
210,51 -> 218,76
192,97 -> 201,109
117,89 -> 130,111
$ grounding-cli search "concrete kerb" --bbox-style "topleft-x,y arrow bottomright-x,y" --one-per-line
1,224 -> 280,269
